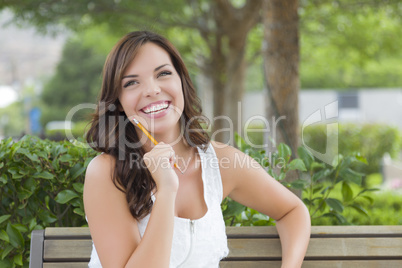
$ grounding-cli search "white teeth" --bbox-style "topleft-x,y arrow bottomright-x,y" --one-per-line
143,102 -> 169,114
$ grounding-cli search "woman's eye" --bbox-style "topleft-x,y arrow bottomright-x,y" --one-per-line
123,81 -> 138,88
158,71 -> 172,78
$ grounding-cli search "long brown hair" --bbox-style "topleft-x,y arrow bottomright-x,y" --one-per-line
86,31 -> 210,221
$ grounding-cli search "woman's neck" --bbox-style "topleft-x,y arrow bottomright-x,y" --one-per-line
137,124 -> 191,155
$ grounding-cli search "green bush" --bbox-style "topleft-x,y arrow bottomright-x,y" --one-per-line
222,133 -> 374,226
0,136 -> 98,267
0,134 -> 400,267
309,173 -> 402,225
310,190 -> 402,225
243,123 -> 402,175
302,123 -> 402,174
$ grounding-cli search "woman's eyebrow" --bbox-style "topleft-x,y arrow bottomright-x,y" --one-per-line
122,64 -> 171,80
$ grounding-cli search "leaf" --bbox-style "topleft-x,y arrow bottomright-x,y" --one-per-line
17,188 -> 33,201
326,198 -> 344,213
38,210 -> 57,224
59,154 -> 73,162
24,177 -> 37,192
34,171 -> 54,180
0,174 -> 6,184
278,172 -> 286,181
312,169 -> 331,182
323,212 -> 347,224
14,254 -> 23,266
350,204 -> 369,217
1,245 -> 13,260
297,146 -> 314,170
278,143 -> 292,161
8,167 -> 23,179
341,182 -> 353,202
252,213 -> 269,222
288,159 -> 307,171
313,185 -> 323,194
354,154 -> 368,165
223,200 -> 247,217
26,153 -> 39,163
70,164 -> 86,180
55,189 -> 80,204
0,230 -> 9,242
73,208 -> 85,216
29,218 -> 37,231
310,161 -> 326,171
290,179 -> 309,190
0,215 -> 11,225
73,182 -> 84,194
13,224 -> 28,233
361,195 -> 374,204
6,223 -> 24,248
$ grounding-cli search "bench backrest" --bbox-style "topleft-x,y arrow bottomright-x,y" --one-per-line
30,225 -> 402,268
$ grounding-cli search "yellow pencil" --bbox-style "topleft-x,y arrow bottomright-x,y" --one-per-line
133,118 -> 183,174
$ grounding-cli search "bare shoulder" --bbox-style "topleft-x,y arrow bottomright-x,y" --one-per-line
85,153 -> 115,184
210,141 -> 258,199
211,141 -> 302,220
84,153 -> 141,266
210,140 -> 257,172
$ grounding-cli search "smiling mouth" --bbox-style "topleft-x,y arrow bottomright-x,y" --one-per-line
141,101 -> 170,115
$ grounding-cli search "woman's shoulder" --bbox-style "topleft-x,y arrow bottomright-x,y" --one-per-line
210,141 -> 249,162
85,153 -> 116,186
210,141 -> 256,173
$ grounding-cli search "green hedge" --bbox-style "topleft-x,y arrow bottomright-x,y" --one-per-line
245,123 -> 402,175
0,135 -> 400,267
309,174 -> 402,225
302,123 -> 402,174
0,136 -> 98,267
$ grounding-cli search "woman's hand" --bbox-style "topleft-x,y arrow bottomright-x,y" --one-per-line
143,142 -> 179,194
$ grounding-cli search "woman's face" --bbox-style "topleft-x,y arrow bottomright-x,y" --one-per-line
119,42 -> 184,135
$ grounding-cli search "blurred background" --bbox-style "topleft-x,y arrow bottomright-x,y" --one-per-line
0,0 -> 401,186
1,4 -> 402,264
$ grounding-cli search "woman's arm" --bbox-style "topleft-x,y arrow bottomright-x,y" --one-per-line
213,142 -> 311,267
84,153 -> 177,268
275,202 -> 311,267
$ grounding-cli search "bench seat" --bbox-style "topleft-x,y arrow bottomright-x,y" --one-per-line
29,225 -> 402,268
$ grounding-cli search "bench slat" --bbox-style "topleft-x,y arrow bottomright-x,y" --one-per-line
43,237 -> 402,261
44,225 -> 402,239
45,227 -> 91,238
226,226 -> 402,238
220,260 -> 402,268
44,240 -> 92,261
227,237 -> 402,259
42,260 -> 402,268
43,264 -> 88,268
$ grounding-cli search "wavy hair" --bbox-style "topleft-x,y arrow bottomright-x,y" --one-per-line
86,31 -> 210,221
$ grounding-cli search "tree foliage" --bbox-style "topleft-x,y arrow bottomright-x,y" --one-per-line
40,35 -> 105,125
299,0 -> 402,88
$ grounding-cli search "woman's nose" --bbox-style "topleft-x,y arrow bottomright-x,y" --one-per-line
143,80 -> 161,97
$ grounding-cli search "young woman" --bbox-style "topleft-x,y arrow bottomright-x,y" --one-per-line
84,31 -> 310,268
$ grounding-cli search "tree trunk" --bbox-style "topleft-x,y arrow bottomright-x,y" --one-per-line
200,0 -> 262,146
207,34 -> 247,145
263,0 -> 300,155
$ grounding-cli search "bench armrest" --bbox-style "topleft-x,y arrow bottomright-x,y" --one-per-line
29,230 -> 45,268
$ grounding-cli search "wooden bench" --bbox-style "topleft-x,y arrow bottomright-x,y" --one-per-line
29,225 -> 402,267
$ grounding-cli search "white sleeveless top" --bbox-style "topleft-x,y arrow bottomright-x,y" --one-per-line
88,143 -> 229,267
